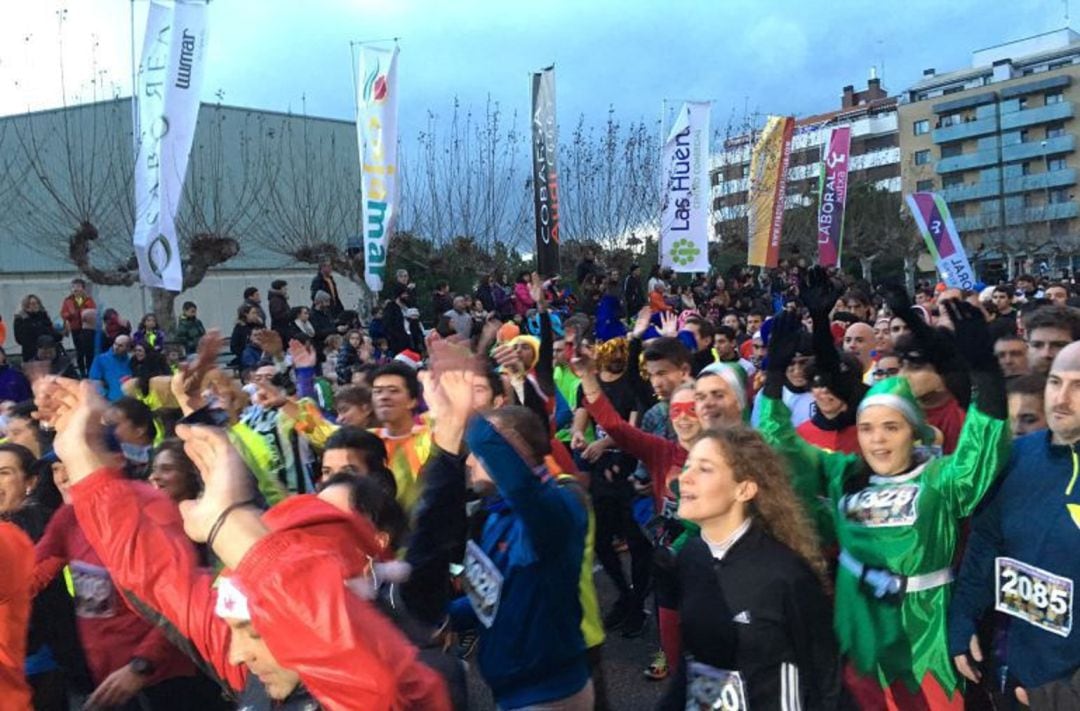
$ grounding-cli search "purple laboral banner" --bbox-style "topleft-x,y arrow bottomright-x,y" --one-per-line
905,192 -> 977,290
816,126 -> 851,268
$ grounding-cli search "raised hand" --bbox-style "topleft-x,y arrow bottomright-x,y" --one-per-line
631,306 -> 653,339
659,311 -> 678,338
881,283 -> 914,322
37,378 -> 113,485
801,266 -> 844,318
528,272 -> 546,310
171,329 -> 223,416
288,338 -> 316,369
943,299 -> 996,370
252,328 -> 283,358
765,311 -> 803,373
492,343 -> 524,376
174,424 -> 255,543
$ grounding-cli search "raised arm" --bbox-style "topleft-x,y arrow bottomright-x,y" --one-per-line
933,300 -> 1010,516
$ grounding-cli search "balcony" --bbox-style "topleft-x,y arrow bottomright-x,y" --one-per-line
1001,134 -> 1077,163
1008,201 -> 1080,225
954,213 -> 1001,232
1006,168 -> 1078,193
932,115 -> 999,144
941,180 -> 1001,202
999,101 -> 1075,131
935,148 -> 1000,174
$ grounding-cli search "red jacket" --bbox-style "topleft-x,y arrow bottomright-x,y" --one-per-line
60,294 -> 96,333
584,391 -> 687,510
32,505 -> 196,687
69,469 -> 451,711
924,396 -> 966,455
0,521 -> 33,711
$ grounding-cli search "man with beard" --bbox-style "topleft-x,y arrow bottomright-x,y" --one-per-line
950,342 -> 1080,708
383,287 -> 418,356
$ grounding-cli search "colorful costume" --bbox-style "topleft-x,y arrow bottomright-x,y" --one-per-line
758,376 -> 1009,698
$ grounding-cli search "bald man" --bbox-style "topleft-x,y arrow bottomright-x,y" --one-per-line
949,341 -> 1080,706
843,322 -> 875,375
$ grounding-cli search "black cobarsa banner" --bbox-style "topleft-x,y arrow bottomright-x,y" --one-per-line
531,66 -> 560,276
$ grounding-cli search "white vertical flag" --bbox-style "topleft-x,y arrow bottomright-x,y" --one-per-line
357,45 -> 400,293
660,101 -> 711,273
133,0 -> 208,292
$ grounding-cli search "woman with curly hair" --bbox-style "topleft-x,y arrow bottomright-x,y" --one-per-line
658,426 -> 840,710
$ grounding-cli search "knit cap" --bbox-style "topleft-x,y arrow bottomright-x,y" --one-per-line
698,361 -> 749,419
856,375 -> 935,445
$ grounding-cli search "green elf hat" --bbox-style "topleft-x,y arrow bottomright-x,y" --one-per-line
856,375 -> 935,445
698,362 -> 750,422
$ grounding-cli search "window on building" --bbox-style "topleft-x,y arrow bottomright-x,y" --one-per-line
1049,59 -> 1072,70
1023,193 -> 1038,208
1049,188 -> 1071,204
741,164 -> 750,178
940,143 -> 963,159
916,179 -> 934,192
914,149 -> 931,165
1046,91 -> 1065,105
939,113 -> 962,128
950,203 -> 967,217
1048,155 -> 1068,171
1047,123 -> 1066,139
913,119 -> 930,136
1021,162 -> 1032,176
943,86 -> 964,95
1051,219 -> 1070,237
1018,97 -> 1029,110
942,174 -> 965,188
1020,129 -> 1030,143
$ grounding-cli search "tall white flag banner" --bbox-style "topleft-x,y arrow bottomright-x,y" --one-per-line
357,45 -> 400,292
133,0 -> 208,292
660,101 -> 711,273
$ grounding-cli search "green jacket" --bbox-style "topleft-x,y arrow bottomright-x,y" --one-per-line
758,395 -> 1009,694
175,316 -> 206,354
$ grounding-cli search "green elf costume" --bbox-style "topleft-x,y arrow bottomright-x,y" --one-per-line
758,304 -> 1010,707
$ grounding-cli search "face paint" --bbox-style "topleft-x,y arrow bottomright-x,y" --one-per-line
669,400 -> 699,422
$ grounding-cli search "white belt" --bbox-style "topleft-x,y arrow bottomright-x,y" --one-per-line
839,549 -> 953,596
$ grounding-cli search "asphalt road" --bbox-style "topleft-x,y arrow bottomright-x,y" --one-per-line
465,562 -> 667,710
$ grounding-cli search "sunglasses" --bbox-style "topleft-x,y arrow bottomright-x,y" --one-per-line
873,367 -> 901,378
669,401 -> 698,421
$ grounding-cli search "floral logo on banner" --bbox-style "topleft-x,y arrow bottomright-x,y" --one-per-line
669,238 -> 701,267
362,59 -> 388,104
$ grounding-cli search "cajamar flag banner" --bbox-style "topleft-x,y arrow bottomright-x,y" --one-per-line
133,0 -> 208,292
660,101 -> 711,273
906,191 -> 977,290
357,45 -> 400,292
747,115 -> 795,268
817,125 -> 852,268
531,66 -> 560,276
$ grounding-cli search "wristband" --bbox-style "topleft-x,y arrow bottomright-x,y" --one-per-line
207,498 -> 258,550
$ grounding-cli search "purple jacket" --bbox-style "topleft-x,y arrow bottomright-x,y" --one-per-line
0,364 -> 31,403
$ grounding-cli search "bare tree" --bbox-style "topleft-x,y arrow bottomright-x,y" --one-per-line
246,108 -> 365,294
397,96 -> 532,254
558,107 -> 661,250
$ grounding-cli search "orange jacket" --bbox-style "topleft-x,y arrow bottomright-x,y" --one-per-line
0,522 -> 33,711
70,469 -> 451,710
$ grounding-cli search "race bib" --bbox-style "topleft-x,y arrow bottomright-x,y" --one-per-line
70,561 -> 117,619
995,557 -> 1073,638
686,661 -> 747,711
463,540 -> 503,628
839,484 -> 920,528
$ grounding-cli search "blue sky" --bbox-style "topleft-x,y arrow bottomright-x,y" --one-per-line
0,0 -> 1071,140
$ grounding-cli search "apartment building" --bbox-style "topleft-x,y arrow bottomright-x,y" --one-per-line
711,75 -> 901,244
899,28 -> 1080,278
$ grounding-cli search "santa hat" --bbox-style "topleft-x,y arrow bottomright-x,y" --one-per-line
698,362 -> 749,418
856,376 -> 935,445
394,349 -> 422,369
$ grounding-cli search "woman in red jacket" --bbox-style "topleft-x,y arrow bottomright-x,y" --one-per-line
38,377 -> 451,711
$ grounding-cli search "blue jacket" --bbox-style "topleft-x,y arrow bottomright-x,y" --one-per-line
450,416 -> 589,710
949,430 -> 1080,689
